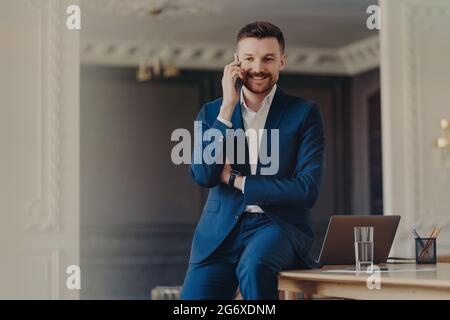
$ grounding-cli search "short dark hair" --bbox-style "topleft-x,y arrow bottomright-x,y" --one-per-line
236,21 -> 285,53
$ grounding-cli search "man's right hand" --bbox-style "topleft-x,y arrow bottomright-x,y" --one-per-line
219,53 -> 243,122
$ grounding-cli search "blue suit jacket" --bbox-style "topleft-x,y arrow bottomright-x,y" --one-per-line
188,87 -> 325,268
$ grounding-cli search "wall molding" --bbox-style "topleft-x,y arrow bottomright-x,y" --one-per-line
381,0 -> 450,257
25,0 -> 62,233
21,247 -> 60,299
401,3 -> 420,232
80,35 -> 379,76
401,2 -> 450,231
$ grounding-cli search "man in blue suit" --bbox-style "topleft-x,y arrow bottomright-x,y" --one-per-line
180,21 -> 325,300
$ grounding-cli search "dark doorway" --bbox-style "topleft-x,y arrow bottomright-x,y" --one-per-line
368,91 -> 383,215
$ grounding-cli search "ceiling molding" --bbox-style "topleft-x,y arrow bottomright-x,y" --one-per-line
338,35 -> 380,75
81,0 -> 221,18
80,35 -> 379,76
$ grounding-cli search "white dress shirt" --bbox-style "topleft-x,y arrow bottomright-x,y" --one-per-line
217,84 -> 277,213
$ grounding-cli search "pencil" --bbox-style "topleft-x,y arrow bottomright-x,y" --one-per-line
418,227 -> 439,261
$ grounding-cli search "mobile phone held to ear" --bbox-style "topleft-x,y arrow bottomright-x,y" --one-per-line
234,54 -> 243,91
235,75 -> 243,91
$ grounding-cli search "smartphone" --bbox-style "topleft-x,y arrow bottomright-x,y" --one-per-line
234,55 -> 243,91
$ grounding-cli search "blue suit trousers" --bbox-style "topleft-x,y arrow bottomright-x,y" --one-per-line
180,213 -> 303,300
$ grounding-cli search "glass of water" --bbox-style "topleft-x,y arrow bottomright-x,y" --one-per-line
354,227 -> 374,272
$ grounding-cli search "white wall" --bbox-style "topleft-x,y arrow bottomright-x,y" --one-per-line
380,0 -> 450,257
0,0 -> 80,298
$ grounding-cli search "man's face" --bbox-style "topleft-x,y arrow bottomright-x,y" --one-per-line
236,37 -> 285,95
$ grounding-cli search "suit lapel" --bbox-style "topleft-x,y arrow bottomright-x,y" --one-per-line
256,87 -> 288,175
230,100 -> 251,175
263,87 -> 287,132
230,100 -> 244,130
228,87 -> 288,176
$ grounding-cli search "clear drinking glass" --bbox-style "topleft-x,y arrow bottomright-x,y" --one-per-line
354,227 -> 374,272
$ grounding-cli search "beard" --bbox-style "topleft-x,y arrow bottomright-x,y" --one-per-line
242,71 -> 277,94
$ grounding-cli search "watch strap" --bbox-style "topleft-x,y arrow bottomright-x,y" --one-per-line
228,170 -> 241,188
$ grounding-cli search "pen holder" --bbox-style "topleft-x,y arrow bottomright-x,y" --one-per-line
415,238 -> 437,264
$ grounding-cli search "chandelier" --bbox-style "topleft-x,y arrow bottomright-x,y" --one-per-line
84,0 -> 220,81
136,57 -> 180,82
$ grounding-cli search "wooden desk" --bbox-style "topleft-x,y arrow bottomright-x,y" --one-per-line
278,263 -> 450,300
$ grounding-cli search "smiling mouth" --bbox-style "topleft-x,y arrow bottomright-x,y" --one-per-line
250,76 -> 268,80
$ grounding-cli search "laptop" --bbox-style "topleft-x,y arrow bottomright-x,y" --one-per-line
317,215 -> 401,265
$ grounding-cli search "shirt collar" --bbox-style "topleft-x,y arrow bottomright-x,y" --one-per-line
240,84 -> 277,114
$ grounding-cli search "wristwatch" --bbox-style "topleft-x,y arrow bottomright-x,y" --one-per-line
228,169 -> 241,188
